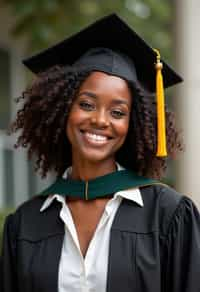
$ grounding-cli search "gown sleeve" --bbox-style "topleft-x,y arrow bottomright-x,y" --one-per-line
0,214 -> 18,292
162,196 -> 200,292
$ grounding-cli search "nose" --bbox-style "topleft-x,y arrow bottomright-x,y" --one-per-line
90,109 -> 109,128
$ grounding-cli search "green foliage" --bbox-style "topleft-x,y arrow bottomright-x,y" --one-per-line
4,0 -> 173,61
0,209 -> 14,251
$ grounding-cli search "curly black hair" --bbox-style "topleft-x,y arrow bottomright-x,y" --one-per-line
9,65 -> 183,179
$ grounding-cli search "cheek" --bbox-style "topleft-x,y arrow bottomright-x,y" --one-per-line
65,111 -> 77,142
115,118 -> 130,140
65,109 -> 86,141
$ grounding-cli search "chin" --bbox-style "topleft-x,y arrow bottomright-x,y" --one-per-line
78,148 -> 115,164
82,153 -> 109,163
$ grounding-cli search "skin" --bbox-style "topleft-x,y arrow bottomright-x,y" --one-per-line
65,71 -> 132,257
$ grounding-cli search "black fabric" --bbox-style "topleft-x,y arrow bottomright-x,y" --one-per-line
72,47 -> 138,87
1,185 -> 200,292
23,14 -> 183,92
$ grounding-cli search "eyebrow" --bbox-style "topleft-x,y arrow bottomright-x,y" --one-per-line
77,91 -> 130,106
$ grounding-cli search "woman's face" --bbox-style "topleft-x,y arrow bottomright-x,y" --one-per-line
66,71 -> 132,164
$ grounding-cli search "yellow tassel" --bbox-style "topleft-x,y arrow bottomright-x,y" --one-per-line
154,49 -> 167,157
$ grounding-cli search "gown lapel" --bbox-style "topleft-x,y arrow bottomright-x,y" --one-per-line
106,198 -> 139,292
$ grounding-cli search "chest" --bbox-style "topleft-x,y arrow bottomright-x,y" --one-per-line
66,199 -> 109,257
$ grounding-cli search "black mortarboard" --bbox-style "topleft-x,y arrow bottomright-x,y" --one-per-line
23,13 -> 183,157
23,13 -> 182,91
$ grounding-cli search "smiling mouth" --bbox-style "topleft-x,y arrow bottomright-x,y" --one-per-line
80,130 -> 112,145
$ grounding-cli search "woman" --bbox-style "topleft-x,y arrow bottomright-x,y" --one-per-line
1,14 -> 200,292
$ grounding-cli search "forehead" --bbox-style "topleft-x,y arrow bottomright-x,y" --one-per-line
78,71 -> 132,102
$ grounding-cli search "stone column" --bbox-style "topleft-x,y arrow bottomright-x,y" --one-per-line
174,0 -> 200,207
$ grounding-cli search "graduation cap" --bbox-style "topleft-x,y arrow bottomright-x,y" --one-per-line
23,13 -> 183,157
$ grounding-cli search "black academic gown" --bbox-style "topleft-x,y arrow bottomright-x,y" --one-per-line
1,185 -> 200,292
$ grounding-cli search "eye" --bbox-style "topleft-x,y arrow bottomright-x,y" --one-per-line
79,101 -> 95,111
111,109 -> 127,119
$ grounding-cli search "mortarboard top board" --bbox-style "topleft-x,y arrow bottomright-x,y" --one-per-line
23,13 -> 183,93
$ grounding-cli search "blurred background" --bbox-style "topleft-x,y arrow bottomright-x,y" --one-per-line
0,0 -> 200,221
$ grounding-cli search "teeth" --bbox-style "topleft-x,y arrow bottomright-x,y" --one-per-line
85,132 -> 107,141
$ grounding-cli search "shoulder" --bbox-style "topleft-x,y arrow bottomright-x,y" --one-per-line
141,183 -> 183,214
141,183 -> 182,205
16,195 -> 47,214
10,195 -> 47,226
5,195 -> 63,241
4,195 -> 45,224
140,184 -> 190,235
2,196 -> 44,242
115,184 -> 185,233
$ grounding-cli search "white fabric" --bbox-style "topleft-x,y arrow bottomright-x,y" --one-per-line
40,164 -> 143,292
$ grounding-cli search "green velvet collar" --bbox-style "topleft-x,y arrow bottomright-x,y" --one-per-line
39,169 -> 159,200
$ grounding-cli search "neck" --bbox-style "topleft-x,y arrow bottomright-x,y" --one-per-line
70,158 -> 117,181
